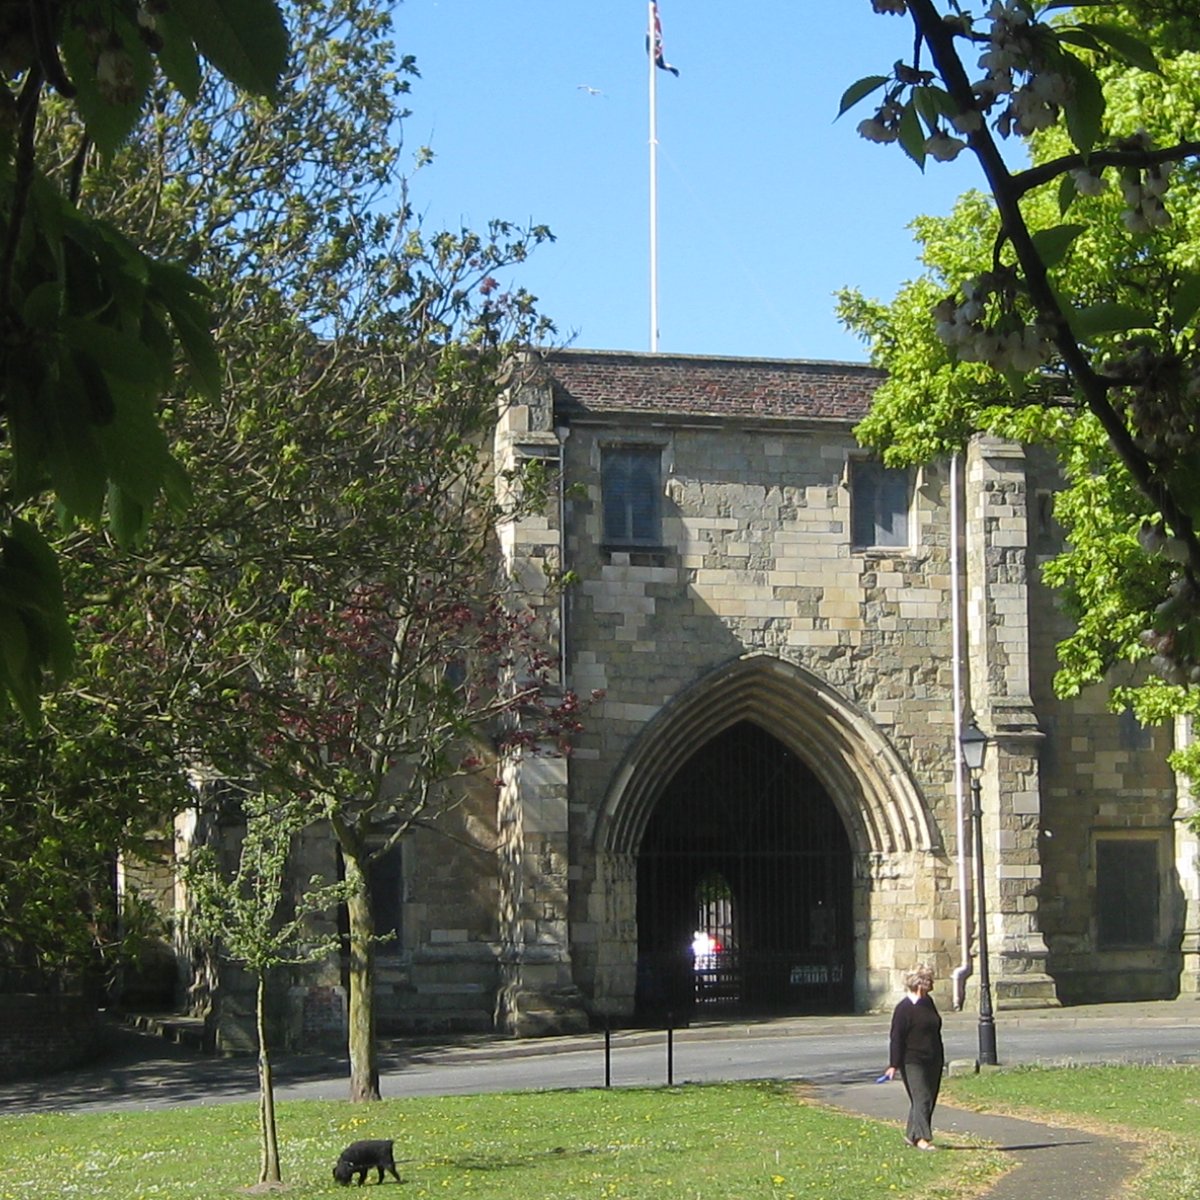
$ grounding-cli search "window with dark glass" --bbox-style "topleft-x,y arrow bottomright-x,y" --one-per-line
1096,837 -> 1159,947
602,446 -> 662,546
850,459 -> 911,549
1033,489 -> 1061,554
369,842 -> 404,954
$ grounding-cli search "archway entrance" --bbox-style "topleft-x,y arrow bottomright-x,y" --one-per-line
635,720 -> 853,1019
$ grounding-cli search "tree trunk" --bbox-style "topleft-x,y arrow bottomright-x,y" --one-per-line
256,971 -> 282,1183
343,848 -> 381,1102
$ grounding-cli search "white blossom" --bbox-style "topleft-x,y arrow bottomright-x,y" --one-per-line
933,298 -> 962,346
979,43 -> 1023,76
1029,70 -> 1071,105
932,273 -> 1053,373
987,0 -> 1030,25
1121,176 -> 1143,205
1011,87 -> 1059,134
974,70 -> 1015,109
1118,151 -> 1174,231
858,116 -> 898,144
1123,198 -> 1170,232
1070,167 -> 1107,196
95,44 -> 136,103
926,130 -> 968,162
1142,164 -> 1173,198
857,99 -> 903,145
950,108 -> 984,134
1006,324 -> 1054,372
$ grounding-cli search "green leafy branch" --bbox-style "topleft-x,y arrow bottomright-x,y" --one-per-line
0,0 -> 287,724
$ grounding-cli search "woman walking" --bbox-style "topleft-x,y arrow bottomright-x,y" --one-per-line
883,964 -> 944,1151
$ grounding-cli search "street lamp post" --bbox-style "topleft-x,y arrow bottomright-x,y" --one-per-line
960,719 -> 999,1066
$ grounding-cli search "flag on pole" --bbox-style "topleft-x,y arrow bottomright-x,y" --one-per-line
650,2 -> 679,76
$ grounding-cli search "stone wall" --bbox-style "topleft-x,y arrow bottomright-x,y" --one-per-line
382,796 -> 504,1034
491,360 -> 590,1035
559,409 -> 963,1014
962,438 -> 1056,1008
539,352 -> 1186,1019
1023,448 -> 1184,1002
0,994 -> 108,1082
163,351 -> 1197,1042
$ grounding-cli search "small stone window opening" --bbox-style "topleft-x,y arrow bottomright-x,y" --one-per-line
850,459 -> 911,549
369,841 -> 404,956
1033,489 -> 1062,554
602,446 -> 662,546
1095,836 -> 1160,948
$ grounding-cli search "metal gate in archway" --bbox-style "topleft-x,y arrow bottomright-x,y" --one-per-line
635,720 -> 853,1018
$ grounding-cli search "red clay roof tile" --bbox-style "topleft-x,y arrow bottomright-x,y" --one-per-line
544,349 -> 881,423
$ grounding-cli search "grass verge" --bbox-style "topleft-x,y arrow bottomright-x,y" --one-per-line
944,1064 -> 1200,1200
0,1080 -> 1005,1200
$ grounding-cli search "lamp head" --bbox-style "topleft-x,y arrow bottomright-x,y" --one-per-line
960,719 -> 988,773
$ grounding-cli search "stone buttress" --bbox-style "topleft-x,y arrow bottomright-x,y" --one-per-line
964,436 -> 1059,1007
492,360 -> 589,1035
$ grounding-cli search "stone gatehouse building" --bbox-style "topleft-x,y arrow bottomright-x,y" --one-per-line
173,349 -> 1200,1047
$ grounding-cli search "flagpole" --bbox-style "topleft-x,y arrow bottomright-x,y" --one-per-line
648,0 -> 659,353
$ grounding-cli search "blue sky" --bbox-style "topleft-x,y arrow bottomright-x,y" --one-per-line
393,2 -> 985,364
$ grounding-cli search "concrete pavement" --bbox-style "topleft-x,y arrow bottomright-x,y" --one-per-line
814,1075 -> 1140,1200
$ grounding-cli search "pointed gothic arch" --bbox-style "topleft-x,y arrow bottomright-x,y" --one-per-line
636,718 -> 857,1015
595,653 -> 936,859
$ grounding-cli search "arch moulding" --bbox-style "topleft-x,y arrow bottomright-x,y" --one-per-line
594,653 -> 936,859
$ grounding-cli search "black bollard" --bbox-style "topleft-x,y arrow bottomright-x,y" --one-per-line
604,1016 -> 612,1089
666,1010 -> 674,1086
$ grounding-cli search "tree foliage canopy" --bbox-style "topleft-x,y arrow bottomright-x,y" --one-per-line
0,0 -> 293,724
2,0 -> 571,1101
842,1 -> 1200,782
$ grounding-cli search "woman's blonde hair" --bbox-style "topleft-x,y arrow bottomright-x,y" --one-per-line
904,964 -> 935,992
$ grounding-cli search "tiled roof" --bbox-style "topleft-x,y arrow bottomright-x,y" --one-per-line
544,349 -> 882,423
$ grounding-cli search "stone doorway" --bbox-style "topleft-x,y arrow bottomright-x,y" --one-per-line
634,720 -> 854,1019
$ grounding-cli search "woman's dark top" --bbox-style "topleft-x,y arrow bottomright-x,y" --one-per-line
888,993 -> 944,1068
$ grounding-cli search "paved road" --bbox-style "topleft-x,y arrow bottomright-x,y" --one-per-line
360,1019 -> 1200,1100
1,997 -> 1196,1112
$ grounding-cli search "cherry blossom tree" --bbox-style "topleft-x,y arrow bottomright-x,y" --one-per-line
842,1 -> 1200,778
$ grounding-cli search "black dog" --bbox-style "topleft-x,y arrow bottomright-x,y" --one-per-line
332,1139 -> 401,1186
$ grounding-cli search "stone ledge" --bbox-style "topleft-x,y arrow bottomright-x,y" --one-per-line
123,1011 -> 209,1050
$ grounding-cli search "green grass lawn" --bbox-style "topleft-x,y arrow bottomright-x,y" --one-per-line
944,1064 -> 1200,1200
0,1081 -> 1004,1200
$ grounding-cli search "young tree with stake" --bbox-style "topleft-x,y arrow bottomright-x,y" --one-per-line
183,792 -> 347,1186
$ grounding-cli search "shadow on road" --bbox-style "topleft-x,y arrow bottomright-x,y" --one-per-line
0,1022 -> 528,1114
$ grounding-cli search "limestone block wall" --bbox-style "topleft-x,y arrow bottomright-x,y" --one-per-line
962,438 -> 1057,1007
1022,449 -> 1185,1002
376,796 -> 503,1035
491,366 -> 589,1034
1171,719 -> 1200,997
860,850 -> 958,1005
561,414 -> 963,1013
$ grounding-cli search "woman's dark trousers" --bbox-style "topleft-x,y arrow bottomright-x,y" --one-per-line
901,1059 -> 942,1144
